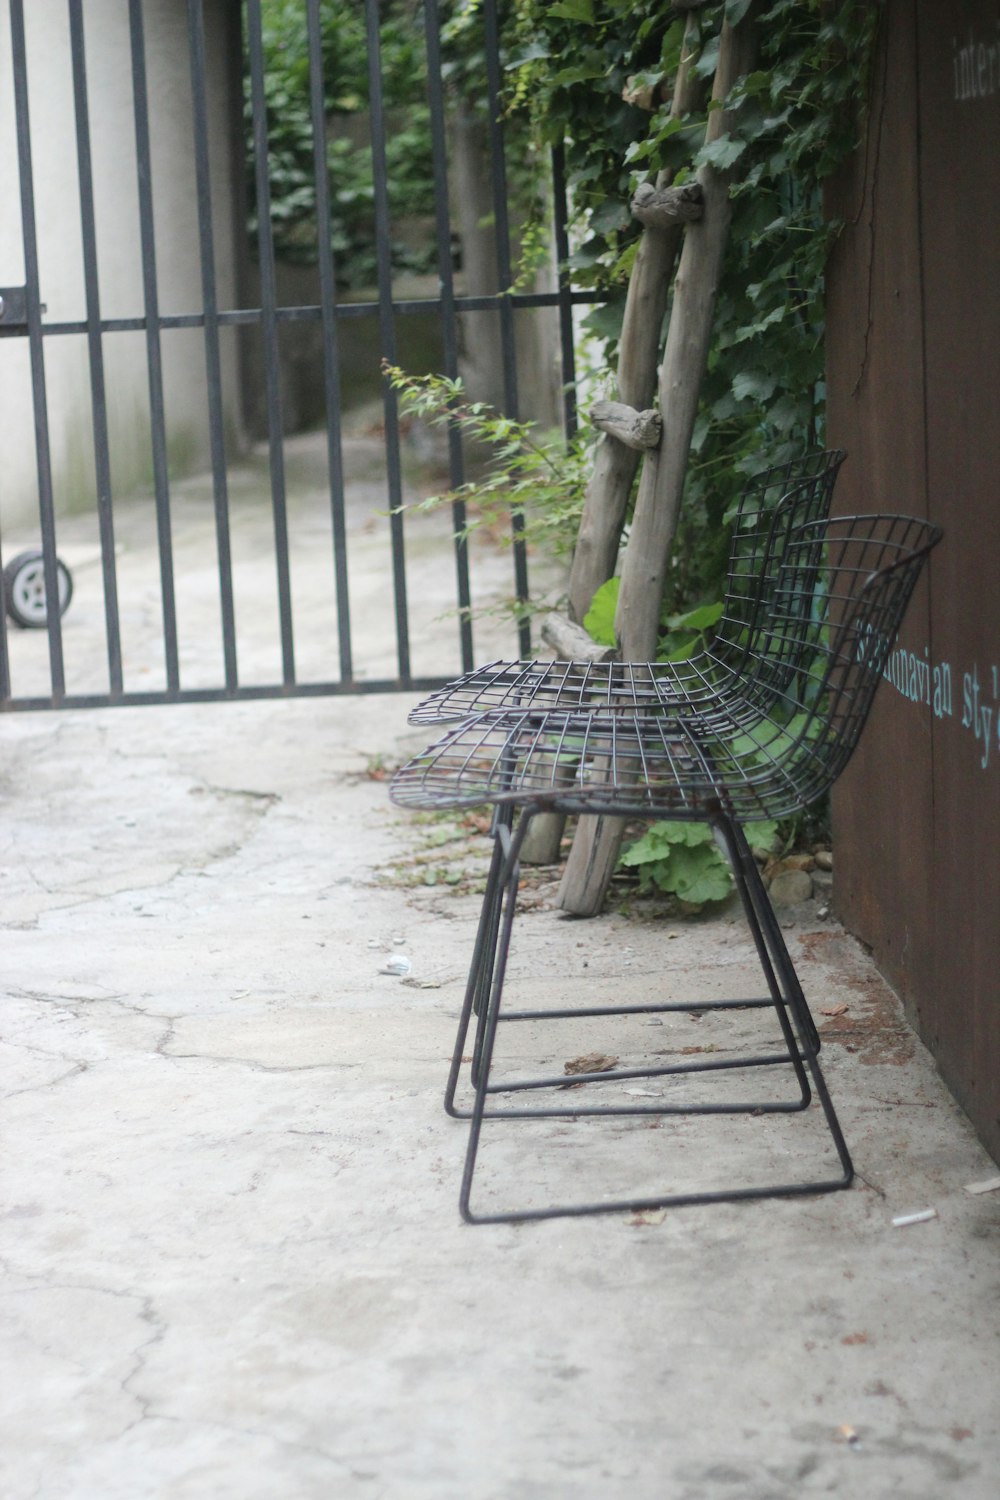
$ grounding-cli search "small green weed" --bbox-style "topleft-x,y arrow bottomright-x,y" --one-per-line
620,818 -> 779,907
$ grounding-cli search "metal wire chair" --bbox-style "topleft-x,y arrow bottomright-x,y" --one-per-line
408,449 -> 845,725
390,513 -> 942,1224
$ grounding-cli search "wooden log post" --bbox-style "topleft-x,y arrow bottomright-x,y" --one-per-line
565,13 -> 704,625
557,8 -> 759,916
617,11 -> 759,660
526,14 -> 703,869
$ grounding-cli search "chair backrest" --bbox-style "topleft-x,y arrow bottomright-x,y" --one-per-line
711,449 -> 846,673
735,512 -> 942,814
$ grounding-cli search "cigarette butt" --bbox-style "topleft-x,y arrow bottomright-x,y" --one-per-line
892,1208 -> 937,1227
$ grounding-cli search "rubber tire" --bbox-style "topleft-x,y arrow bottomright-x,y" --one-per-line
3,550 -> 74,629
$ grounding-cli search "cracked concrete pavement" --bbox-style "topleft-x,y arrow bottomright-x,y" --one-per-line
1,431 -> 999,1499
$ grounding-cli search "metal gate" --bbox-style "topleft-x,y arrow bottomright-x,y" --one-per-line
0,0 -> 586,712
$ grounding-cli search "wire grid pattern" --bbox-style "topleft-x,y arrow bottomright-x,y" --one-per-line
408,449 -> 846,725
391,514 -> 942,822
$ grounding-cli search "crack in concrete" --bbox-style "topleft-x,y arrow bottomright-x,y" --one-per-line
2,1059 -> 89,1101
8,984 -> 130,1009
116,1292 -> 170,1441
0,1273 -> 165,1446
6,986 -> 180,1032
195,783 -> 282,806
159,1050 -> 362,1074
1,769 -> 281,933
153,1013 -> 179,1058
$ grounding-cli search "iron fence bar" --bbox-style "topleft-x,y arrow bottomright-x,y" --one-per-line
305,0 -> 353,684
187,0 -> 238,690
128,0 -> 180,694
0,677 -> 454,713
365,0 -> 410,682
245,0 -> 295,685
482,0 -> 530,657
0,289 -> 603,341
9,0 -> 65,700
68,0 -> 123,697
423,0 -> 474,672
551,143 -> 578,440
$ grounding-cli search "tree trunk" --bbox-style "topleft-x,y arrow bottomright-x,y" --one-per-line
565,14 -> 704,624
557,10 -> 759,917
617,12 -> 758,658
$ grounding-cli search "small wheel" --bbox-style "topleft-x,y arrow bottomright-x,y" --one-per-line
3,550 -> 74,629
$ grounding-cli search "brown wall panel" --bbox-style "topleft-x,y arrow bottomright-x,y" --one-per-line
917,0 -> 1000,1149
826,0 -> 1000,1161
826,3 -> 934,1002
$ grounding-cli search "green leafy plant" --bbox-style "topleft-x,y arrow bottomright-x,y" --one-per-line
583,581 -> 724,659
621,818 -> 779,906
582,576 -> 619,645
658,599 -> 726,662
384,363 -> 593,611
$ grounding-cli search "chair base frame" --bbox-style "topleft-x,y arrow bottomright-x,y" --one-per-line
445,806 -> 854,1224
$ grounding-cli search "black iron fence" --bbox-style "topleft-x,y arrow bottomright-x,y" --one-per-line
0,0 -> 592,711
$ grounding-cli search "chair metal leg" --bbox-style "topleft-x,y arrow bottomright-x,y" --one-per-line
459,810 -> 533,1221
451,808 -> 854,1224
711,813 -> 854,1186
443,806 -> 514,1117
715,814 -> 822,1057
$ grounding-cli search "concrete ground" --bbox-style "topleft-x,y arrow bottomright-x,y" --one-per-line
1,434 -> 999,1498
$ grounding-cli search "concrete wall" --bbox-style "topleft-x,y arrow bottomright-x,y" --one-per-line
0,0 -> 242,531
826,0 -> 1000,1163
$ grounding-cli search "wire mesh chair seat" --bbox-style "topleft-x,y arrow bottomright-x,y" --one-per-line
394,515 -> 940,821
390,513 -> 941,1224
408,449 -> 845,726
389,685 -> 851,825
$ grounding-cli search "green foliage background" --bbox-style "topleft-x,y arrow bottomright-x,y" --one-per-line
245,0 -> 436,288
505,0 -> 880,620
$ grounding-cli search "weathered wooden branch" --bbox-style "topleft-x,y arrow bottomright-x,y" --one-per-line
630,181 -> 704,228
519,812 -> 568,866
566,13 -> 704,626
567,438 -> 642,626
616,13 -> 759,662
590,401 -> 662,451
540,613 -> 617,663
558,9 -> 759,918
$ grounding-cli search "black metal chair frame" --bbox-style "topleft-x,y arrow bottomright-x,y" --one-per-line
441,803 -> 850,1223
392,512 -> 942,1223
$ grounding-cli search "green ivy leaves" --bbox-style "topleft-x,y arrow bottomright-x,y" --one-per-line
506,0 -> 879,627
621,818 -> 779,906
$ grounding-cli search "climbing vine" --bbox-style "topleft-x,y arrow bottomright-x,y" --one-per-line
504,0 -> 881,616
